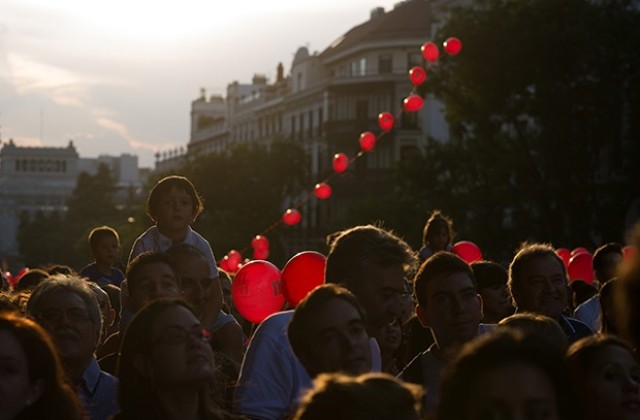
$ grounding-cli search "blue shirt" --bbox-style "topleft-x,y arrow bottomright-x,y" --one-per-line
80,263 -> 125,287
77,357 -> 119,420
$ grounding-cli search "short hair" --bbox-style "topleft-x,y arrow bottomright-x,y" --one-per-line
147,175 -> 204,221
13,268 -> 49,292
437,329 -> 578,420
125,252 -> 181,296
88,226 -> 120,251
422,210 -> 454,246
498,312 -> 569,352
288,284 -> 367,369
0,312 -> 84,419
592,242 -> 623,274
26,274 -> 102,340
567,334 -> 635,376
43,264 -> 77,276
293,372 -> 424,420
470,260 -> 508,289
413,252 -> 475,308
508,242 -> 566,300
324,224 -> 416,287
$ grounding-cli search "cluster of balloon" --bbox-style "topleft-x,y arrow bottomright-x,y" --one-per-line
555,248 -> 572,268
281,251 -> 326,306
567,248 -> 594,284
220,36 -> 463,270
452,241 -> 483,263
251,235 -> 270,260
4,268 -> 28,287
231,260 -> 285,324
219,250 -> 243,274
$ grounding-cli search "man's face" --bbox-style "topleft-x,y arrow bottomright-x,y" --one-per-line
173,254 -> 222,318
129,262 -> 182,313
348,264 -> 406,339
301,297 -> 372,377
35,290 -> 99,364
513,255 -> 568,320
417,271 -> 483,349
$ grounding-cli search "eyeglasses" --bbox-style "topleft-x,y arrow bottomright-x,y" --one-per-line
154,326 -> 212,345
37,308 -> 92,323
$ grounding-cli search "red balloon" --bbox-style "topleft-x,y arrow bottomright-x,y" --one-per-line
221,255 -> 240,273
359,131 -> 376,152
227,250 -> 242,264
568,252 -> 594,284
251,235 -> 269,251
218,257 -> 232,273
409,66 -> 427,86
421,41 -> 439,62
282,251 -> 327,306
282,208 -> 302,226
571,247 -> 589,257
555,248 -> 571,269
253,247 -> 270,260
443,37 -> 462,55
378,112 -> 394,131
231,260 -> 284,324
314,183 -> 332,200
333,153 -> 349,173
452,241 -> 483,263
623,245 -> 637,260
403,94 -> 424,112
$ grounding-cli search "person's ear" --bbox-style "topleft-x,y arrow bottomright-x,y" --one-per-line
477,294 -> 484,320
415,304 -> 429,328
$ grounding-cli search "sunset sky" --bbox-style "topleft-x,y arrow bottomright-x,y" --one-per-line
0,0 -> 405,167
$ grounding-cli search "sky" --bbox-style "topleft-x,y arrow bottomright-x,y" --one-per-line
0,0 -> 406,168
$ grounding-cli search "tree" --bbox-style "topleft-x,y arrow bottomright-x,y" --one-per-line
390,0 -> 640,259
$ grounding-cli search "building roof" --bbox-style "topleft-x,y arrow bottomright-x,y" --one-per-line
320,0 -> 430,60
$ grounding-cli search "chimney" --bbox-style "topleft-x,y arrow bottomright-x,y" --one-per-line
370,6 -> 385,20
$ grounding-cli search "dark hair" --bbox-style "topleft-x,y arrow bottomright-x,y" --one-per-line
570,280 -> 597,308
437,329 -> 578,420
592,242 -> 623,277
422,210 -> 454,247
294,372 -> 423,420
14,269 -> 49,292
125,252 -> 181,296
88,226 -> 120,252
470,260 -> 507,290
147,175 -> 204,221
288,284 -> 367,373
101,284 -> 121,323
324,224 -> 416,287
498,312 -> 569,352
567,334 -> 635,377
116,298 -> 222,419
43,264 -> 77,276
599,278 -> 618,334
413,252 -> 475,308
0,312 -> 84,420
508,242 -> 566,303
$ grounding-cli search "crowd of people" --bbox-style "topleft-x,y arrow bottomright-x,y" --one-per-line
1,175 -> 640,420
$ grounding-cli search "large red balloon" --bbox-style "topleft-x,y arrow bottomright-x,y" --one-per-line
378,112 -> 394,131
314,183 -> 332,200
333,153 -> 349,173
282,208 -> 302,226
571,247 -> 589,257
443,37 -> 462,55
232,260 -> 284,324
282,251 -> 326,306
403,95 -> 424,112
359,131 -> 376,152
568,252 -> 594,284
409,66 -> 427,86
556,248 -> 571,269
452,241 -> 483,263
421,41 -> 439,62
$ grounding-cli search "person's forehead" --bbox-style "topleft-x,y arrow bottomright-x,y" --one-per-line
360,264 -> 406,286
136,263 -> 177,282
40,290 -> 87,309
522,255 -> 564,276
309,298 -> 362,330
427,271 -> 475,295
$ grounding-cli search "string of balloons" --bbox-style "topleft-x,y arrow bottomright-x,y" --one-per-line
218,37 -> 464,274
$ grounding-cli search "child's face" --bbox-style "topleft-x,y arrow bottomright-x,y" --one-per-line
93,235 -> 121,266
153,186 -> 195,231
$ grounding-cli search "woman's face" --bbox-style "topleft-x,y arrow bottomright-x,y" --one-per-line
145,305 -> 215,389
0,330 -> 43,420
583,345 -> 640,420
468,361 -> 560,420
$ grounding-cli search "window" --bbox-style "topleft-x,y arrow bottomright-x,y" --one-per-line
360,58 -> 366,76
407,52 -> 423,70
379,54 -> 392,74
